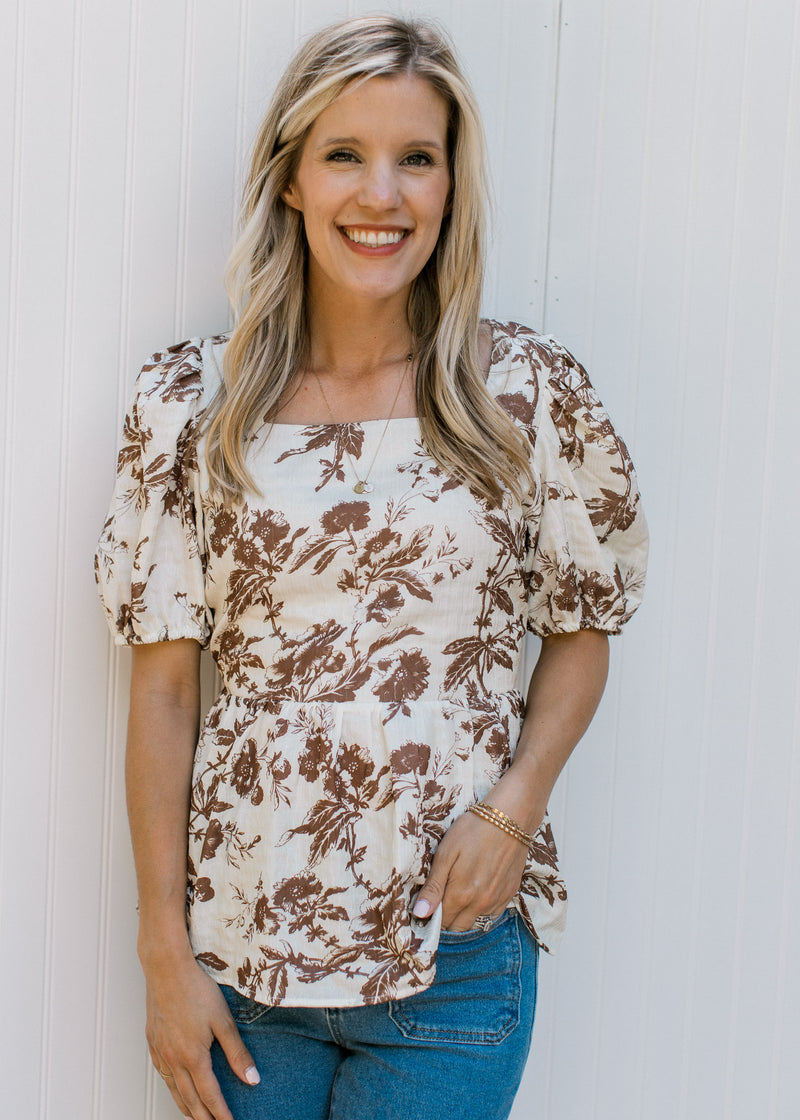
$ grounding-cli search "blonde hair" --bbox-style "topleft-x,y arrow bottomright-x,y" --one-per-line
205,13 -> 533,507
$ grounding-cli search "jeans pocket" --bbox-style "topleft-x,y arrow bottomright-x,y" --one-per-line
388,911 -> 522,1045
437,909 -> 509,942
219,983 -> 273,1025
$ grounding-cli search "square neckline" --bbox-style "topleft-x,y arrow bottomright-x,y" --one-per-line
263,319 -> 504,429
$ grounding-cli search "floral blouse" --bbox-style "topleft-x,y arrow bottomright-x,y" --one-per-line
95,320 -> 648,1008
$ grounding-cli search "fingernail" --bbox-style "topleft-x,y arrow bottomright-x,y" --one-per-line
245,1066 -> 260,1085
413,898 -> 431,918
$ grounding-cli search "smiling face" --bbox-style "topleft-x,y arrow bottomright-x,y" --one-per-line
282,73 -> 451,313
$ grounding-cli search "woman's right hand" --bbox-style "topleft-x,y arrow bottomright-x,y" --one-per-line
142,947 -> 260,1120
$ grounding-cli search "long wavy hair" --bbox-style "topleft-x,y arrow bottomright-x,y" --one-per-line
205,13 -> 533,507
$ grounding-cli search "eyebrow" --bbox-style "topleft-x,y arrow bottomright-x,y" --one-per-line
319,136 -> 444,151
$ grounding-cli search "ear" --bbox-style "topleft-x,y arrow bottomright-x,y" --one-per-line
281,183 -> 303,212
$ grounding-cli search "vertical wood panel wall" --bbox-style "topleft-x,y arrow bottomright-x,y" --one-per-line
1,1 -> 797,1117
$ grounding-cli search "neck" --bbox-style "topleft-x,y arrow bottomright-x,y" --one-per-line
304,287 -> 413,379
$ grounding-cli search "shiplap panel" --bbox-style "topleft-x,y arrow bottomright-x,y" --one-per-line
1,1 -> 79,1115
480,1 -> 559,328
232,0 -> 294,201
621,3 -> 711,1111
540,5 -> 652,1118
689,3 -> 799,1116
179,3 -> 241,336
45,0 -> 159,1115
125,0 -> 195,350
0,0 -> 23,971
764,18 -> 800,1114
645,0 -> 763,1112
2,2 -> 799,1119
541,1 -> 800,1118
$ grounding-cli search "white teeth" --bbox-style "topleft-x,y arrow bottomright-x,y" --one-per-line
343,227 -> 407,246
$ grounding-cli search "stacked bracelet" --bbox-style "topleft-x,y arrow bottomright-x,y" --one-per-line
468,801 -> 534,849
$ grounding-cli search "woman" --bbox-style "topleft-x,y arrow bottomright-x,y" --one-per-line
96,14 -> 647,1120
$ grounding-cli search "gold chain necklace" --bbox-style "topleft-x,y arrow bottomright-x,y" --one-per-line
312,353 -> 413,494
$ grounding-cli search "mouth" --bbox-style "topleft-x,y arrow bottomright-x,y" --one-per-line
339,226 -> 411,249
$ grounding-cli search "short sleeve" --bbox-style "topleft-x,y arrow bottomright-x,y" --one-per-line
524,339 -> 648,636
94,340 -> 212,647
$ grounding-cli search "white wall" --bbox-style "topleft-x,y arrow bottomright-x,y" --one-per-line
1,1 -> 798,1118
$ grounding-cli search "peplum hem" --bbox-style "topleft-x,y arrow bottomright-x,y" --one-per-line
187,691 -> 563,1007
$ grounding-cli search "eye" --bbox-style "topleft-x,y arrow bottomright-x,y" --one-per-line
325,149 -> 359,163
402,151 -> 435,167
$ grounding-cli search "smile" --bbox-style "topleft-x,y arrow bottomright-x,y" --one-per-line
341,227 -> 410,247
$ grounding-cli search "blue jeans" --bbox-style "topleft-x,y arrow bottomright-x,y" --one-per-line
211,910 -> 538,1120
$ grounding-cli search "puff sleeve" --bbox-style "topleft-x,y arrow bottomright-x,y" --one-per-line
94,340 -> 212,647
525,339 -> 648,636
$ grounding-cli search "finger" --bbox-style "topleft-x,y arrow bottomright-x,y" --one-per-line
444,916 -> 474,932
172,1066 -> 220,1120
149,1047 -> 188,1114
441,875 -> 510,929
215,1013 -> 260,1086
193,1056 -> 241,1120
158,1069 -> 192,1118
412,842 -> 457,921
150,1049 -> 186,1114
442,898 -> 483,932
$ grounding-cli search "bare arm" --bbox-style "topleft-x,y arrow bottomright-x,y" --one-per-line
128,640 -> 201,946
413,630 -> 610,930
128,641 -> 259,1120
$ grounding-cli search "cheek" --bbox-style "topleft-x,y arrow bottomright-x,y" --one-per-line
422,178 -> 451,226
301,205 -> 330,244
421,196 -> 449,242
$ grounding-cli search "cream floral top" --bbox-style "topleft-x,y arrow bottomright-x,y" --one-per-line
95,320 -> 648,1008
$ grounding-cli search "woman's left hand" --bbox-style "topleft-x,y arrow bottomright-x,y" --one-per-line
413,631 -> 610,932
411,792 -> 536,931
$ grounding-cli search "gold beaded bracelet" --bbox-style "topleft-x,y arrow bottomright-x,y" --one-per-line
468,801 -> 534,849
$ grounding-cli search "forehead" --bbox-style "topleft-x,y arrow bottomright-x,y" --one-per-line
307,73 -> 449,144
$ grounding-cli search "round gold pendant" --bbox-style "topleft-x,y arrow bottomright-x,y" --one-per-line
353,480 -> 373,494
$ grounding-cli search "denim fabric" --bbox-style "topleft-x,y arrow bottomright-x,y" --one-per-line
211,910 -> 538,1120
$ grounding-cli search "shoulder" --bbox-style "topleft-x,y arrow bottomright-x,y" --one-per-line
134,332 -> 229,411
483,320 -> 627,463
129,332 -> 229,444
482,319 -> 575,425
484,318 -> 561,369
483,319 -> 573,387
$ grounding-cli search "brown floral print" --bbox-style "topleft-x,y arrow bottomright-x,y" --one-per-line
95,321 -> 648,1007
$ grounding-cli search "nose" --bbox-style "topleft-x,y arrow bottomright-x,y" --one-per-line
356,159 -> 402,211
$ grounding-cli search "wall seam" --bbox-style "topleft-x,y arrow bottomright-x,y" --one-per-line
634,0 -> 704,1107
541,0 -> 563,331
766,10 -> 800,1109
542,12 -> 565,1111
629,7 -> 660,1114
0,0 -> 26,961
678,1 -> 752,1115
40,1 -> 84,1115
92,1 -> 142,1116
581,0 -> 610,362
585,2 -> 615,1108
770,644 -> 800,1118
174,0 -> 196,339
722,0 -> 781,1109
230,0 -> 251,333
489,0 -> 512,313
